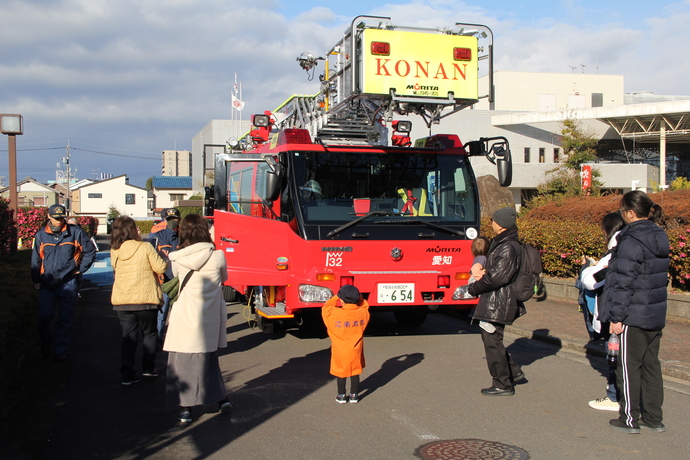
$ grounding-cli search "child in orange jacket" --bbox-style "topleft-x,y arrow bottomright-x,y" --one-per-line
322,285 -> 370,404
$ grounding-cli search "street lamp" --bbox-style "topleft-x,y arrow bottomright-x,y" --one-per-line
0,114 -> 23,215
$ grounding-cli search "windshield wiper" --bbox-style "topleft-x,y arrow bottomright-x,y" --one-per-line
398,218 -> 465,237
326,211 -> 397,237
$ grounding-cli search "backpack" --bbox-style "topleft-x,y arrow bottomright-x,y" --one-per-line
510,241 -> 543,302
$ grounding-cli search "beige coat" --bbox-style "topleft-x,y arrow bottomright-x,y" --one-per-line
163,242 -> 228,353
111,240 -> 167,308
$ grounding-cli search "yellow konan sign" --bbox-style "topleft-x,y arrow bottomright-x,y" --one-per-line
360,29 -> 478,101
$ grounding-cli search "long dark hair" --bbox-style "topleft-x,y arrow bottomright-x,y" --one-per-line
178,214 -> 214,249
601,212 -> 626,243
111,216 -> 141,250
620,190 -> 663,223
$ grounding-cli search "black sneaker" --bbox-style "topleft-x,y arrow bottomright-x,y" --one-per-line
179,408 -> 192,423
219,399 -> 232,414
121,376 -> 141,386
609,418 -> 640,434
335,394 -> 348,404
348,394 -> 360,404
142,371 -> 159,378
639,420 -> 666,432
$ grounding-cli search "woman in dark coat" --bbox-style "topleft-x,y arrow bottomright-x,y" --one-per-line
601,190 -> 669,434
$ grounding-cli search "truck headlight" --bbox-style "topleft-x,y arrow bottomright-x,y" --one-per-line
299,285 -> 334,303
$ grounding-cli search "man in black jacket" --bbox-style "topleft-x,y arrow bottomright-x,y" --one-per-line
464,207 -> 526,396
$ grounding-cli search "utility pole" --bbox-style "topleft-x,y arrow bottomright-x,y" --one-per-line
65,140 -> 71,215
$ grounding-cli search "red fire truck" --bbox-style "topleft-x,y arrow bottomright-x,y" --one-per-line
208,16 -> 512,332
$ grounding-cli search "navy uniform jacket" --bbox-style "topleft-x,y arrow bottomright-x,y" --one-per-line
31,222 -> 96,289
149,226 -> 179,281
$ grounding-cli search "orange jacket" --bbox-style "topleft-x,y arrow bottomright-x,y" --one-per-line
322,296 -> 370,378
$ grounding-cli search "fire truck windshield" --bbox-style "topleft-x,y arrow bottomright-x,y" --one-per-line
292,150 -> 478,226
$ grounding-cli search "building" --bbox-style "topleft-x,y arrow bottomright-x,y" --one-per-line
191,119 -> 251,192
150,176 -> 194,215
73,175 -> 148,234
0,177 -> 59,208
401,71 -> 689,206
161,150 -> 192,176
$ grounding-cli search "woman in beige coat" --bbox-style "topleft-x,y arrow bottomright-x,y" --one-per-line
163,214 -> 230,423
111,216 -> 167,385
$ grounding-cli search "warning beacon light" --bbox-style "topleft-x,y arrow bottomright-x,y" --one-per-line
391,120 -> 412,147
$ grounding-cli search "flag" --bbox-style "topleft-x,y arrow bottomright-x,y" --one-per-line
232,93 -> 245,112
233,72 -> 239,96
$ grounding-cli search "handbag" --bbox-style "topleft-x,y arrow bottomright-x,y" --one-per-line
160,269 -> 195,307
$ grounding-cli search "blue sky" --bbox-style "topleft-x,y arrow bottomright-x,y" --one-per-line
1,0 -> 689,188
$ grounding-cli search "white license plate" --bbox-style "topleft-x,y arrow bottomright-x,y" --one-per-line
377,283 -> 415,304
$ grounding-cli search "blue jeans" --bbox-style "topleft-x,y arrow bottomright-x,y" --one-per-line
157,293 -> 170,342
117,309 -> 158,378
37,278 -> 79,356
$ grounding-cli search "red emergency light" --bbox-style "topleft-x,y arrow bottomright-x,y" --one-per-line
371,41 -> 390,55
276,129 -> 312,145
453,47 -> 472,61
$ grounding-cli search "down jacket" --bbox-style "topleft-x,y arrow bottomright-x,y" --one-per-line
322,296 -> 370,378
601,219 -> 669,330
163,242 -> 228,353
468,227 -> 525,325
111,240 -> 167,309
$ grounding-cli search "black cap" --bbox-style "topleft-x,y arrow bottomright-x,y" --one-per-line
162,208 -> 181,220
338,285 -> 360,304
492,207 -> 516,229
48,204 -> 66,219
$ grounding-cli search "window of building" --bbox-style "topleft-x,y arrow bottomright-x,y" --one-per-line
88,193 -> 102,198
553,148 -> 560,163
524,147 -> 531,163
592,93 -> 603,107
539,148 -> 545,163
169,194 -> 185,201
125,193 -> 135,205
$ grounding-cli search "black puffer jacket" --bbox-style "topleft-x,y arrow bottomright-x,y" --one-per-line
468,227 -> 526,325
601,219 -> 669,330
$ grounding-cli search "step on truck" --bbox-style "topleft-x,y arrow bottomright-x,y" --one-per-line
207,16 -> 512,332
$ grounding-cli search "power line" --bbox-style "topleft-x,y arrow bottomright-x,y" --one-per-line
71,147 -> 159,160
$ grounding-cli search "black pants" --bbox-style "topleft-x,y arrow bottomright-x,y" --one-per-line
337,375 -> 360,395
117,309 -> 158,379
480,323 -> 522,390
616,325 -> 664,425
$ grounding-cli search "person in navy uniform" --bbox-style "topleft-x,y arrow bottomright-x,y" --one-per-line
31,204 -> 96,360
149,207 -> 181,341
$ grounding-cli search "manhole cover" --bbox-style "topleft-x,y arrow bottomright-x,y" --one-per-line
416,439 -> 529,460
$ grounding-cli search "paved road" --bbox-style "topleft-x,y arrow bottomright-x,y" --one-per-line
3,245 -> 690,459
7,291 -> 690,458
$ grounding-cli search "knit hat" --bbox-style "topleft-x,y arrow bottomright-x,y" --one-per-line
48,204 -> 67,219
338,285 -> 360,304
492,207 -> 516,229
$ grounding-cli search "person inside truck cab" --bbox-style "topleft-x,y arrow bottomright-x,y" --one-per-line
300,180 -> 323,203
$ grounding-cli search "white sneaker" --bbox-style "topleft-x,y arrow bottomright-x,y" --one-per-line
588,396 -> 619,411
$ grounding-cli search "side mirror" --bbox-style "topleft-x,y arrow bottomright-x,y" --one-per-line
265,163 -> 284,202
496,146 -> 512,187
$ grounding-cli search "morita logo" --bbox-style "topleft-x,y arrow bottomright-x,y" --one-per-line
322,247 -> 353,252
407,84 -> 439,91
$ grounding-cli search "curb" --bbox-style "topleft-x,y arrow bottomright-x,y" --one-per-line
505,324 -> 690,383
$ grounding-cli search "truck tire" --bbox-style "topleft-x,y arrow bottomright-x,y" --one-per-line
222,286 -> 238,303
394,308 -> 428,327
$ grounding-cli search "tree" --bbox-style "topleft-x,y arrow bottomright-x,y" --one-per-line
536,118 -> 601,197
145,176 -> 154,191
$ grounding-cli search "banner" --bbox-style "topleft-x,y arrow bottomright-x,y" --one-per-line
581,164 -> 592,190
232,93 -> 245,112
